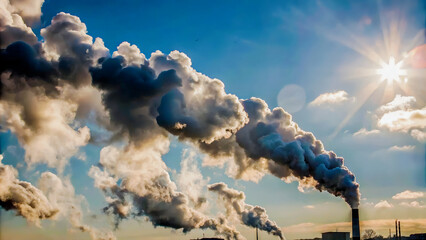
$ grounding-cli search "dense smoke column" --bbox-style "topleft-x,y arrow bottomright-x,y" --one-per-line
236,98 -> 360,208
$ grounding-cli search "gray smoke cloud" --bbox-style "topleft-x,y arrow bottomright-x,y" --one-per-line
209,182 -> 284,239
0,155 -> 58,224
237,98 -> 360,208
0,153 -> 114,240
88,143 -> 245,240
90,55 -> 179,142
151,50 -> 248,144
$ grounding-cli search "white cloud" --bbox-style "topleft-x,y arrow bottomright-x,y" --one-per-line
411,129 -> 426,142
400,201 -> 426,208
376,95 -> 425,142
378,95 -> 416,113
309,90 -> 351,106
304,205 -> 315,209
353,128 -> 380,137
392,190 -> 424,200
388,145 -> 415,151
374,200 -> 393,208
377,107 -> 426,132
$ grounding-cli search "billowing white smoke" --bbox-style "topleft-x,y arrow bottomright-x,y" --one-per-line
0,0 -> 40,47
0,0 -> 360,239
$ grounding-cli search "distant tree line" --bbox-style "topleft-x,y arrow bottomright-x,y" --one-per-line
363,229 -> 385,240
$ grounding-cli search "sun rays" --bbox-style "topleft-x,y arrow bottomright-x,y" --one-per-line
325,4 -> 425,139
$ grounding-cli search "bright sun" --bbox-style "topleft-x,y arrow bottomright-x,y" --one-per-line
376,57 -> 407,83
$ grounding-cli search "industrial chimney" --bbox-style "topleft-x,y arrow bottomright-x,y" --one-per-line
398,221 -> 401,240
352,209 -> 360,240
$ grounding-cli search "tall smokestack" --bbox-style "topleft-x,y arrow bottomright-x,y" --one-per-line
395,220 -> 398,240
256,227 -> 259,240
398,221 -> 401,240
352,209 -> 360,240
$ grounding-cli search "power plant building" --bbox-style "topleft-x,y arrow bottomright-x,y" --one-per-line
409,233 -> 426,240
322,232 -> 350,240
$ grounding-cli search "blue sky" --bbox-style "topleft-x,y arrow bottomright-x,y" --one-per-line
1,0 -> 425,240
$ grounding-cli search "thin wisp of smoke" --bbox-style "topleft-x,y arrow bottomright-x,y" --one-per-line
209,182 -> 284,239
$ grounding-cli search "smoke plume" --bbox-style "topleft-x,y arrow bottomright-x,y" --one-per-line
150,53 -> 360,207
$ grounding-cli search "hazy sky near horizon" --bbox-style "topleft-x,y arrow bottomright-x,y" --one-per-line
0,0 -> 425,240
